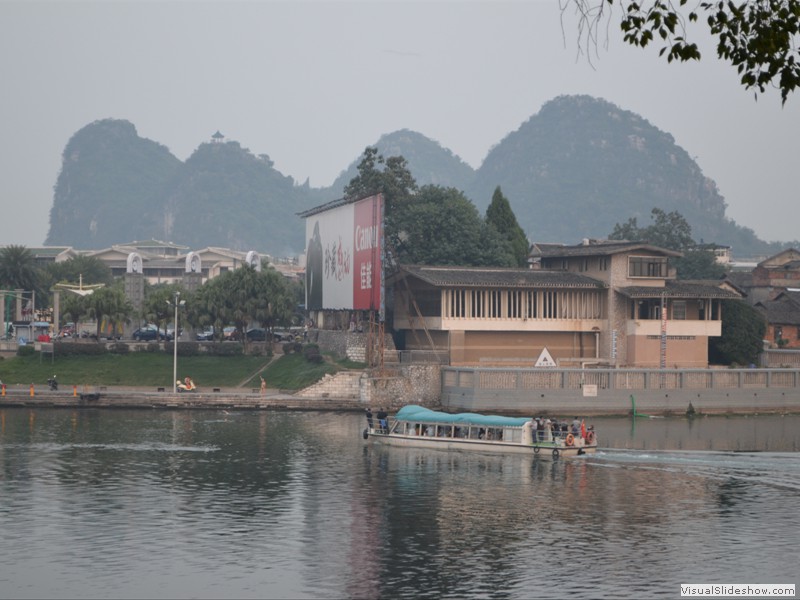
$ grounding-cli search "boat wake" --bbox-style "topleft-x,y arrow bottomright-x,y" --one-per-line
589,448 -> 800,493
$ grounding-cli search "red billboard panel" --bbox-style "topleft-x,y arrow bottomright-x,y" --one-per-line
303,194 -> 383,313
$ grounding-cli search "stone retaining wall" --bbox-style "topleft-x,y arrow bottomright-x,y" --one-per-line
308,329 -> 397,363
294,371 -> 363,401
0,390 -> 362,411
361,365 -> 441,409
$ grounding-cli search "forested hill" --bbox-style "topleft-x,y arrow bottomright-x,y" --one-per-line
46,120 -> 318,253
466,95 -> 770,254
46,99 -> 791,257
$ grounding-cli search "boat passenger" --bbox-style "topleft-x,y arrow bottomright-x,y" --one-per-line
536,418 -> 545,442
365,408 -> 374,430
377,408 -> 388,433
544,419 -> 553,443
571,417 -> 581,435
586,425 -> 596,445
426,424 -> 435,437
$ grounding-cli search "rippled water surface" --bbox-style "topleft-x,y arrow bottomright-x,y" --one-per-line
0,409 -> 798,599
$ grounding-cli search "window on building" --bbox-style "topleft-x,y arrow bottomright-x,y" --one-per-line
413,290 -> 441,317
599,257 -> 609,271
628,256 -> 668,278
672,300 -> 686,320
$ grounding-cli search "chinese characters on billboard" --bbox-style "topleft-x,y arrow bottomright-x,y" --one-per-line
304,194 -> 383,315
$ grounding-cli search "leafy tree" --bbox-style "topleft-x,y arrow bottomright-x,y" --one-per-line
143,284 -> 184,340
344,147 -> 418,259
397,186 -> 485,265
344,148 -> 520,267
187,277 -> 230,340
485,186 -> 530,267
84,286 -> 134,339
45,255 -> 113,287
185,264 -> 295,344
709,300 -> 766,365
59,292 -> 86,328
610,208 -> 730,278
0,245 -> 40,292
610,207 -> 693,251
672,249 -> 729,279
569,0 -> 800,103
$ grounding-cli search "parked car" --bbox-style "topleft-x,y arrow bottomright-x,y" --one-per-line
223,326 -> 240,341
196,328 -> 215,341
273,329 -> 302,342
132,326 -> 173,342
245,327 -> 267,341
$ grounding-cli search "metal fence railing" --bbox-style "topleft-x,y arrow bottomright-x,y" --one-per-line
442,367 -> 800,392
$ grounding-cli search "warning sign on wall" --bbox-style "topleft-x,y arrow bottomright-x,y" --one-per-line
535,348 -> 557,367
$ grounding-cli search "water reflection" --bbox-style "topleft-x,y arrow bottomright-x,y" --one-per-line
0,409 -> 798,599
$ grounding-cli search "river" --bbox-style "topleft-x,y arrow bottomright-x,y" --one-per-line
0,408 -> 798,599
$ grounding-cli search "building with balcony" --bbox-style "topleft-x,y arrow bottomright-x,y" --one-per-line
391,240 -> 742,368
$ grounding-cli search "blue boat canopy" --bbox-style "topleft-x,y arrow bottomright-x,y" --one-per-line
394,405 -> 531,428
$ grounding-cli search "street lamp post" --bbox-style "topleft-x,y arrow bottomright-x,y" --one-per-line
169,291 -> 185,394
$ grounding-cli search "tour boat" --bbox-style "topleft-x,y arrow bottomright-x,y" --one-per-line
364,405 -> 597,459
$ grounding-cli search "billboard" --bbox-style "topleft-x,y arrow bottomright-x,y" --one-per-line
304,194 -> 383,313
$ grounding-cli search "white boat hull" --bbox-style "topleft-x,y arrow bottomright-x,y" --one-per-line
366,431 -> 595,459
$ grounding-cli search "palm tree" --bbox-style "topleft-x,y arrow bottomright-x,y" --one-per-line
85,287 -> 133,340
0,245 -> 40,291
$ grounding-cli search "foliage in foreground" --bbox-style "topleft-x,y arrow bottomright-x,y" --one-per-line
570,0 -> 800,104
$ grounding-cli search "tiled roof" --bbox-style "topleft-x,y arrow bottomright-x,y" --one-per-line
28,247 -> 74,257
533,240 -> 682,259
617,280 -> 742,299
725,271 -> 753,289
397,265 -> 606,289
757,296 -> 800,325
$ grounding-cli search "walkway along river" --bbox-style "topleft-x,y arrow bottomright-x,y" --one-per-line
3,366 -> 800,415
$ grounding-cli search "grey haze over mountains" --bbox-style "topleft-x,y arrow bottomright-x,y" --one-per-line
46,96 -> 788,258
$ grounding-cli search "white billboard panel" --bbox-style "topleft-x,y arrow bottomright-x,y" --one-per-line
304,194 -> 383,312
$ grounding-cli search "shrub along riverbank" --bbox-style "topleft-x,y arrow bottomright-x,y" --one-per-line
0,345 -> 352,390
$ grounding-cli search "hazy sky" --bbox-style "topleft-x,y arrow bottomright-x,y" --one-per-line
2,0 -> 798,251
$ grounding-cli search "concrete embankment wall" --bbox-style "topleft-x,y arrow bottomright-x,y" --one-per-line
0,388 -> 363,412
443,387 -> 800,417
441,367 -> 800,416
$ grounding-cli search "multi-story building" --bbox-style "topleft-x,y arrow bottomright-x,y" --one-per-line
391,240 -> 741,368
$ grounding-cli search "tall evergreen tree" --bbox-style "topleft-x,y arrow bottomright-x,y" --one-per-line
485,186 -> 529,267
